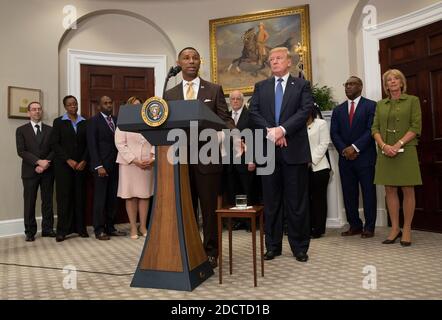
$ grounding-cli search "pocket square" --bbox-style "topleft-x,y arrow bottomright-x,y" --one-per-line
204,99 -> 212,102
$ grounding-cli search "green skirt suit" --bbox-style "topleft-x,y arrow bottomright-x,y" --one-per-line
371,94 -> 422,186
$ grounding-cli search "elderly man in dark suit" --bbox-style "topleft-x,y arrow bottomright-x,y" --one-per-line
87,96 -> 126,240
163,47 -> 236,268
249,47 -> 313,262
224,90 -> 258,231
16,102 -> 55,242
330,76 -> 377,238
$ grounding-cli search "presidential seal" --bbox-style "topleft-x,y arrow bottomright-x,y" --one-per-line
141,97 -> 169,127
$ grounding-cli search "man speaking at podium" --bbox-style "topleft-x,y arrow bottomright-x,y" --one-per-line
164,47 -> 235,269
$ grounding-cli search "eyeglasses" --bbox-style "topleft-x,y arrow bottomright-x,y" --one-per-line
343,82 -> 360,87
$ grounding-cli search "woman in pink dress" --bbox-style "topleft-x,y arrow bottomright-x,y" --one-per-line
115,97 -> 155,239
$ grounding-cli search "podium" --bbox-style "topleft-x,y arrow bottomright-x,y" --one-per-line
117,100 -> 227,291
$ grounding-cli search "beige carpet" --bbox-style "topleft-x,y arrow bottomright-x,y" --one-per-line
0,226 -> 441,300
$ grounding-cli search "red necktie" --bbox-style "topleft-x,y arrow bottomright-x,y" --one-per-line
349,101 -> 355,126
107,116 -> 115,132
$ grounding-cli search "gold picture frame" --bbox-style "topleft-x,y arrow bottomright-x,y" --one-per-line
210,5 -> 312,96
8,86 -> 42,119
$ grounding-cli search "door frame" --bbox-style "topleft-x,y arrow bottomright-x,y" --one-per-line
362,2 -> 442,101
67,48 -> 167,113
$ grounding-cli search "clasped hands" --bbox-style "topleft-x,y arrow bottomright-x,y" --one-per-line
133,158 -> 155,171
35,159 -> 51,173
382,141 -> 402,158
67,159 -> 87,171
342,146 -> 358,160
266,127 -> 287,147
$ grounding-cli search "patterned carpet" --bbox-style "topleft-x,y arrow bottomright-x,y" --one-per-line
0,225 -> 441,300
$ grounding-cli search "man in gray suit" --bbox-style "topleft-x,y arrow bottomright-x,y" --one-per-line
16,102 -> 55,241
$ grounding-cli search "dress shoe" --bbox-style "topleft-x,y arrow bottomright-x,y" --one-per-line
79,232 -> 89,238
55,235 -> 65,242
25,234 -> 35,242
294,252 -> 309,262
400,240 -> 411,247
341,228 -> 363,236
107,230 -> 127,237
130,233 -> 139,240
95,232 -> 110,240
208,256 -> 218,268
311,233 -> 322,239
361,231 -> 374,238
42,230 -> 56,237
382,231 -> 402,244
263,250 -> 281,260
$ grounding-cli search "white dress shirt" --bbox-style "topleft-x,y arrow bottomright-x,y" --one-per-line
348,95 -> 362,152
231,106 -> 244,125
182,77 -> 200,100
30,120 -> 43,135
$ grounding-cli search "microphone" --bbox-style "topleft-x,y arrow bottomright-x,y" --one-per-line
163,65 -> 182,97
167,65 -> 182,78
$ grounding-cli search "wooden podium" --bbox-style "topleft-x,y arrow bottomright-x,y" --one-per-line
117,100 -> 227,291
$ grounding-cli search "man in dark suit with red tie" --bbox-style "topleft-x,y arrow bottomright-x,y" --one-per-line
249,47 -> 313,262
87,96 -> 126,240
16,102 -> 55,241
330,76 -> 377,238
163,47 -> 235,268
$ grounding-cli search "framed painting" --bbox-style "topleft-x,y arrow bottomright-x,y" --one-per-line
8,86 -> 42,119
210,5 -> 312,96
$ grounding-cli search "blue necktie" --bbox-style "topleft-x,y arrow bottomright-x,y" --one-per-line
275,78 -> 283,125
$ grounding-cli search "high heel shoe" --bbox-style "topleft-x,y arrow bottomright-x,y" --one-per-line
400,240 -> 411,246
130,234 -> 139,240
382,231 -> 402,244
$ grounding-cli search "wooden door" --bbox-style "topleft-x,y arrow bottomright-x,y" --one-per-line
379,20 -> 442,232
80,64 -> 155,225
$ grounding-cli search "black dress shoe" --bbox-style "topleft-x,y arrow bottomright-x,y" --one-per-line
55,235 -> 65,242
96,232 -> 110,240
361,231 -> 375,238
294,252 -> 309,262
25,234 -> 35,242
79,232 -> 89,238
264,250 -> 281,260
311,233 -> 322,239
107,230 -> 127,237
382,231 -> 402,244
341,228 -> 363,236
208,256 -> 218,268
42,230 -> 56,237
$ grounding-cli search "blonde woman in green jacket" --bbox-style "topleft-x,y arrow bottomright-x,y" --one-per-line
371,69 -> 422,247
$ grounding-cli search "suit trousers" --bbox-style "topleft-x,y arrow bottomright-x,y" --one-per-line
55,164 -> 87,236
339,162 -> 377,232
262,156 -> 310,255
92,168 -> 119,235
22,171 -> 54,236
309,168 -> 330,236
189,164 -> 221,257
